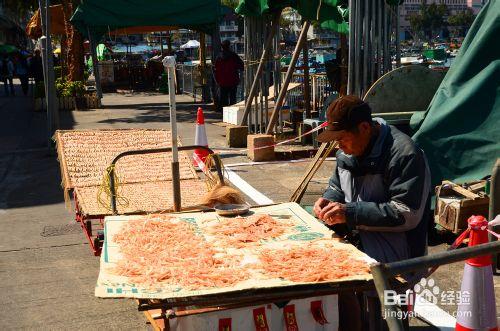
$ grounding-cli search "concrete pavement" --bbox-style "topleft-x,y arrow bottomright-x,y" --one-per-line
0,88 -> 333,330
0,85 -> 497,330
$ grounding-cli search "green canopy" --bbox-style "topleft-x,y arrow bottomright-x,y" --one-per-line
70,0 -> 221,40
411,0 -> 500,186
236,0 -> 349,33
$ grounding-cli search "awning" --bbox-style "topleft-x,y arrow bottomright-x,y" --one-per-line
109,26 -> 179,36
70,0 -> 222,40
26,5 -> 182,40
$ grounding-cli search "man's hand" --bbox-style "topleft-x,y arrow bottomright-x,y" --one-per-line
318,201 -> 346,226
313,197 -> 330,217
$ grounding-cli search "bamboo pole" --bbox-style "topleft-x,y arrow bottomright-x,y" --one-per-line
347,0 -> 355,95
88,28 -> 103,103
266,20 -> 310,134
240,12 -> 280,126
303,41 -> 311,118
290,141 -> 338,203
199,33 -> 209,103
395,5 -> 401,67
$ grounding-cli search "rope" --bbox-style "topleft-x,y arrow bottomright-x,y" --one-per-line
97,164 -> 129,212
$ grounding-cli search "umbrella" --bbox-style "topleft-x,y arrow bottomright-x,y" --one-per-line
180,40 -> 200,49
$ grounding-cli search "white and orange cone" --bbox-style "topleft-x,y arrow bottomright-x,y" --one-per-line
193,107 -> 209,166
456,215 -> 498,331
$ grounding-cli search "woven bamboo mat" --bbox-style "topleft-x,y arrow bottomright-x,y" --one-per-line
55,129 -> 197,190
75,179 -> 208,216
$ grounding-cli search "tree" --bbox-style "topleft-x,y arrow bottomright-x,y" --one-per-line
409,13 -> 425,40
221,0 -> 239,9
408,2 -> 448,41
448,9 -> 475,37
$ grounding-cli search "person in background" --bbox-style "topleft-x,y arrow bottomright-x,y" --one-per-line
15,54 -> 29,96
1,55 -> 15,96
30,49 -> 44,84
214,40 -> 244,110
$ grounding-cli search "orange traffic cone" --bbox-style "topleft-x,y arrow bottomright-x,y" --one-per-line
455,215 -> 498,331
193,107 -> 209,167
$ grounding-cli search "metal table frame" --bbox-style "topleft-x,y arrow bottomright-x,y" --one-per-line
73,145 -> 223,256
371,241 -> 500,330
107,145 -> 223,215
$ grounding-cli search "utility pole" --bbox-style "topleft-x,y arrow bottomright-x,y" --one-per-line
38,0 -> 58,147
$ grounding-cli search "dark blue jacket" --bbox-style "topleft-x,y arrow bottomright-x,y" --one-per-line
323,118 -> 431,263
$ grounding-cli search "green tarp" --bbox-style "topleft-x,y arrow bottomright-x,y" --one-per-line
70,0 -> 221,39
411,0 -> 500,186
236,0 -> 349,33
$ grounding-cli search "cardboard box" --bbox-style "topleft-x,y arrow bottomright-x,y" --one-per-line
434,180 -> 489,233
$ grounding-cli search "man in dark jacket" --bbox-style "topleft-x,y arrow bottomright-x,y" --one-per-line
214,40 -> 243,108
314,95 -> 431,330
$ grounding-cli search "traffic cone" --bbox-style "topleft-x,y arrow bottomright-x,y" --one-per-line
193,107 -> 209,166
456,215 -> 498,331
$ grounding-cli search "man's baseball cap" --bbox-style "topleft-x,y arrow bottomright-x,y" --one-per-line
316,95 -> 372,143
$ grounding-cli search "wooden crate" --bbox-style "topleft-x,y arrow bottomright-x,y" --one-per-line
434,180 -> 489,233
33,94 -> 100,112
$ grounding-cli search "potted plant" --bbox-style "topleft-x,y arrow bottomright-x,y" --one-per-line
55,77 -> 66,97
63,81 -> 86,110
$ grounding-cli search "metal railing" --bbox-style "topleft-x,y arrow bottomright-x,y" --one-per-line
371,241 -> 500,330
220,25 -> 238,32
177,64 -> 199,97
281,72 -> 334,114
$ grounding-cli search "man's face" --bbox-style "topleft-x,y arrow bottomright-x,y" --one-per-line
335,122 -> 372,156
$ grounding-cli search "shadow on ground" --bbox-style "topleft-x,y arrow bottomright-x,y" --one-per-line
0,82 -> 76,210
98,102 -> 223,124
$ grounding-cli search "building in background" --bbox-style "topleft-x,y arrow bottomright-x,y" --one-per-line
281,8 -> 339,49
466,0 -> 486,14
400,0 -> 485,40
0,0 -> 29,48
309,25 -> 339,49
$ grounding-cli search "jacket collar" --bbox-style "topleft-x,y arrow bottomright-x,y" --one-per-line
366,118 -> 389,160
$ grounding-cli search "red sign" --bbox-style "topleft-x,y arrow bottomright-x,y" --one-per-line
283,304 -> 299,331
218,318 -> 232,331
253,307 -> 270,331
310,300 -> 329,325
